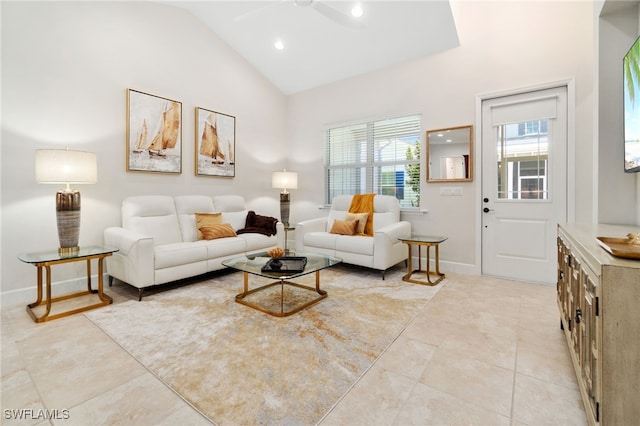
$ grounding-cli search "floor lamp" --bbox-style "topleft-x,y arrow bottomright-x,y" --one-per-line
272,170 -> 298,227
36,147 -> 97,254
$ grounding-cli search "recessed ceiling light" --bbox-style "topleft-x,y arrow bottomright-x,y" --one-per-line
351,4 -> 364,18
274,39 -> 285,50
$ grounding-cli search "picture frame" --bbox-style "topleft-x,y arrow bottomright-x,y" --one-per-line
195,107 -> 236,177
126,89 -> 182,174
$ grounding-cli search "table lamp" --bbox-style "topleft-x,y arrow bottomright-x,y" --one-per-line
272,170 -> 297,226
36,147 -> 97,254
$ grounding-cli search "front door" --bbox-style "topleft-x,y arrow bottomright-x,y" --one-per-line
481,86 -> 568,284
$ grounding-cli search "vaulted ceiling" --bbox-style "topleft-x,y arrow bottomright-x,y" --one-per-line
163,1 -> 460,94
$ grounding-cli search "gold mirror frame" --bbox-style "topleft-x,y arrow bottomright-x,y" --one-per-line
426,125 -> 473,182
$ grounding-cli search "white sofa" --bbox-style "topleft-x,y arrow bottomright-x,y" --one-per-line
295,195 -> 410,278
104,195 -> 283,300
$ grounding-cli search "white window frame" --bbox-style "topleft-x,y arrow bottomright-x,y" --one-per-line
324,114 -> 421,208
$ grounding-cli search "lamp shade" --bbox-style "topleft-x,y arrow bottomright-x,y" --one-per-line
271,171 -> 298,191
36,149 -> 97,184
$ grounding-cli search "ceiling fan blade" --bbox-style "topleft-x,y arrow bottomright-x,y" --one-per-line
311,1 -> 364,30
234,1 -> 287,23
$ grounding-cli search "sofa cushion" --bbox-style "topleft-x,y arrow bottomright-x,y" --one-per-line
239,233 -> 277,252
324,195 -> 400,232
329,219 -> 358,235
175,195 -> 216,242
127,215 -> 182,247
372,195 -> 400,230
155,242 -> 207,269
195,213 -> 223,240
200,223 -> 237,240
203,237 -> 247,259
122,195 -> 183,246
335,235 -> 374,256
212,195 -> 248,231
304,232 -> 337,250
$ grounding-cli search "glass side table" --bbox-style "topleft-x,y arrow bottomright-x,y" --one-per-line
18,245 -> 118,323
398,235 -> 447,286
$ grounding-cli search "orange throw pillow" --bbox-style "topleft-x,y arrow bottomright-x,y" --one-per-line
329,219 -> 358,235
195,213 -> 222,240
345,212 -> 369,235
199,224 -> 237,240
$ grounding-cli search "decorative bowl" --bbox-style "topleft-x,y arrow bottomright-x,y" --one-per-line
268,247 -> 285,259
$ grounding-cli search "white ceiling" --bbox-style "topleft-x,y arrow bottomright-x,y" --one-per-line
164,1 -> 460,94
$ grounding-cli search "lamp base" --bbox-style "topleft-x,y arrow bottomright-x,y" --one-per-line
56,189 -> 81,254
280,192 -> 291,227
58,246 -> 80,256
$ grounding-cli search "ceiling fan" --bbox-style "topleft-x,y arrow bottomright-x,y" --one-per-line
234,0 -> 364,30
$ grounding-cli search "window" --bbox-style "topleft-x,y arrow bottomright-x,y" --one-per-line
497,121 -> 549,200
517,120 -> 548,137
324,115 -> 421,208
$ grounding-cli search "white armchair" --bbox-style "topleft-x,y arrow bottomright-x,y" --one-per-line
295,195 -> 410,278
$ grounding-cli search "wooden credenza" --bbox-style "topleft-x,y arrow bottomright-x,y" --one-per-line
557,223 -> 640,426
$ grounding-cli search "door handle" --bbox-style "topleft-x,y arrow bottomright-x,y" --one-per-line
483,207 -> 494,213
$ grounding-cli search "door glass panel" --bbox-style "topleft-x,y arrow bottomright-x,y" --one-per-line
496,120 -> 549,200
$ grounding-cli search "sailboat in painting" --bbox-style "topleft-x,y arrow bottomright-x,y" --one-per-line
200,113 -> 226,165
133,118 -> 148,153
148,101 -> 180,157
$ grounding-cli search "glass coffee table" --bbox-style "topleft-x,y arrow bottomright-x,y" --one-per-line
222,251 -> 341,317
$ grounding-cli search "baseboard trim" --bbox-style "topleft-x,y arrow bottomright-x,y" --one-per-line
2,261 -> 479,309
409,256 -> 480,276
0,274 -> 110,309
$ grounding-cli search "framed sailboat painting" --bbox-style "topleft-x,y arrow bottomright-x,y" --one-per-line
195,107 -> 236,177
126,89 -> 182,174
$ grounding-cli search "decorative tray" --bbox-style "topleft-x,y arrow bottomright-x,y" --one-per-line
596,237 -> 640,260
261,256 -> 308,273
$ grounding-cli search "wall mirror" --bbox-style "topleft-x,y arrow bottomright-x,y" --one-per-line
426,125 -> 473,182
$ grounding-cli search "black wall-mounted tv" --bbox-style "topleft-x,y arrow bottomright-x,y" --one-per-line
624,35 -> 640,173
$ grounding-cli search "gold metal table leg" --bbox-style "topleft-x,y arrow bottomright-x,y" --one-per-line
26,254 -> 113,323
235,271 -> 328,317
401,242 -> 445,286
86,259 -> 92,291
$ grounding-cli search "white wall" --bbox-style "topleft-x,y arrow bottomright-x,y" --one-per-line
597,0 -> 640,225
4,0 -> 625,306
1,1 -> 288,303
286,1 -> 595,270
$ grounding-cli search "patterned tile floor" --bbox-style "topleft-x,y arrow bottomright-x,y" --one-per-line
1,271 -> 586,425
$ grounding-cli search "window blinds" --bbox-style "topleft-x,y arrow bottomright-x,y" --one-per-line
324,114 -> 421,207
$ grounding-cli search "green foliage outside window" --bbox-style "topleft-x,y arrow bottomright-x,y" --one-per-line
405,141 -> 420,207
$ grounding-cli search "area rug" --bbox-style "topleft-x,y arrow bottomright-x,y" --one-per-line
85,265 -> 446,425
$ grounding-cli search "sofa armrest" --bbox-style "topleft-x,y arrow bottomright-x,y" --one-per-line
104,227 -> 151,253
295,217 -> 327,251
372,221 -> 411,270
374,221 -> 411,243
104,227 -> 155,288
